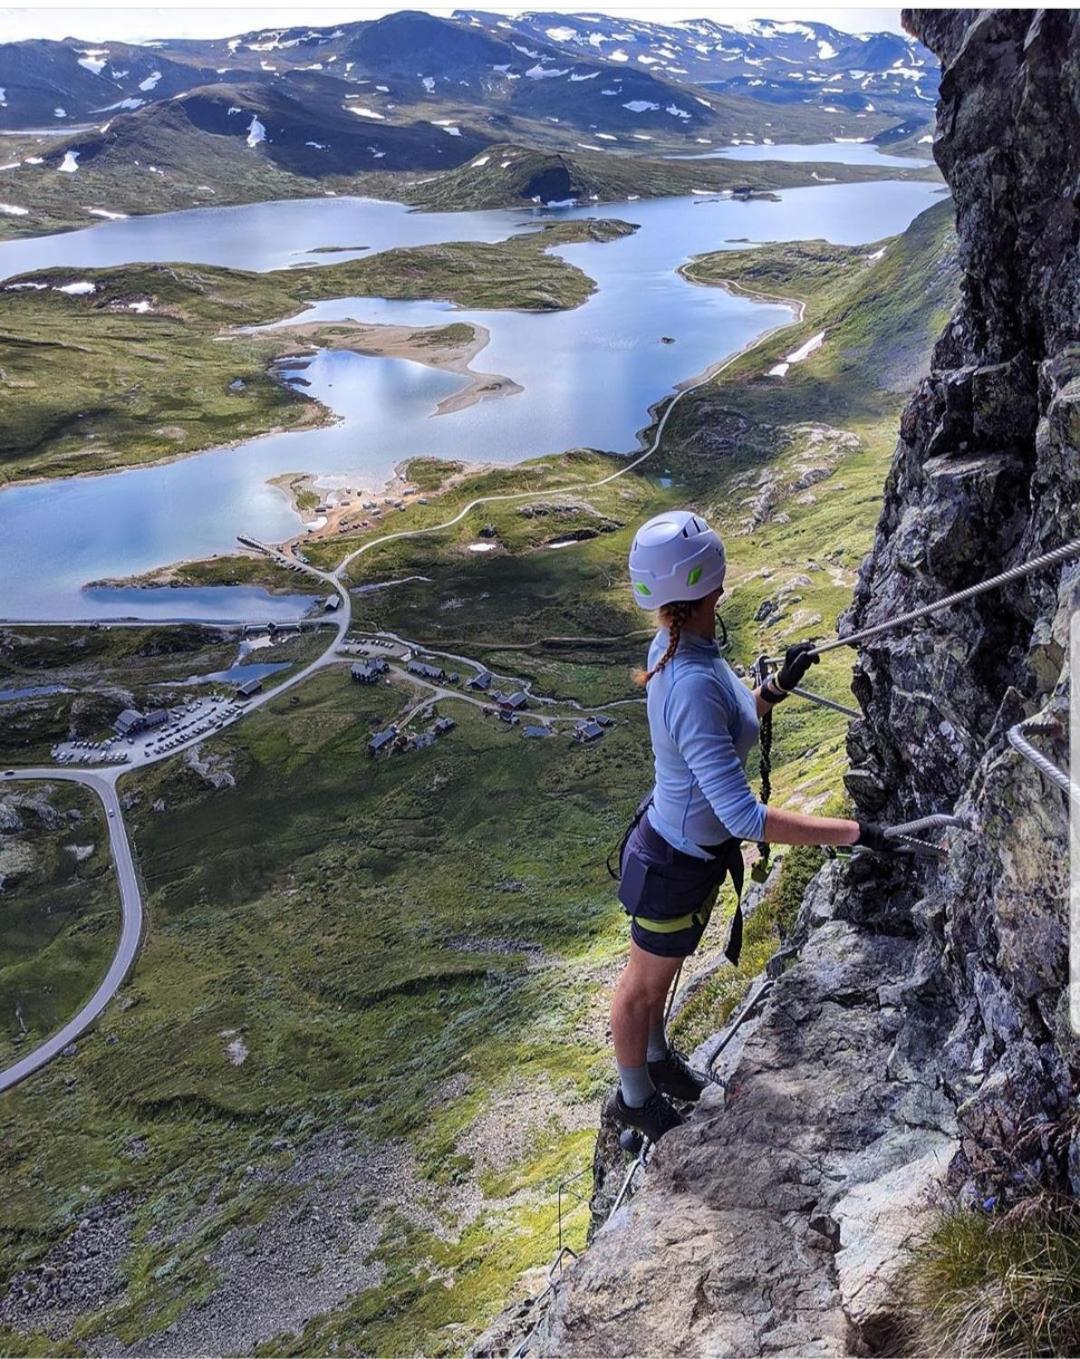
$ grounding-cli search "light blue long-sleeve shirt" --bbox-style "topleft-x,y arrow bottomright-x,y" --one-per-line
645,628 -> 767,858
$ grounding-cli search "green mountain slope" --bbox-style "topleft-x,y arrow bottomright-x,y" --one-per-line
0,199 -> 958,1355
400,141 -> 939,210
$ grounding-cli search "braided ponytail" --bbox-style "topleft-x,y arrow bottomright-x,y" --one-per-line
633,599 -> 694,686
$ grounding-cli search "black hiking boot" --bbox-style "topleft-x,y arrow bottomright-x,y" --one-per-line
648,1048 -> 712,1103
613,1089 -> 684,1142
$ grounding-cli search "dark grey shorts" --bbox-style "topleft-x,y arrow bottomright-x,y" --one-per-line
618,818 -> 732,959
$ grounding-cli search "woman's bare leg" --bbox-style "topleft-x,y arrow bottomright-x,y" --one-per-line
611,942 -> 683,1074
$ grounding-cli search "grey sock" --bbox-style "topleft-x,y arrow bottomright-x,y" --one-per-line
617,1062 -> 655,1108
646,1018 -> 669,1063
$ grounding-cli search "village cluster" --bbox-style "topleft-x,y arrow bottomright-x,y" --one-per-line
350,655 -> 615,757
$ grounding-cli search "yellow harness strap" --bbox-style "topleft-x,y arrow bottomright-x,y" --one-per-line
632,886 -> 719,934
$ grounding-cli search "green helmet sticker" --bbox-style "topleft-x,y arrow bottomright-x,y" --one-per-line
687,566 -> 702,586
634,581 -> 652,595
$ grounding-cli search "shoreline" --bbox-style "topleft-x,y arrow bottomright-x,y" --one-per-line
0,313 -> 517,500
2,278 -> 809,619
12,280 -> 807,603
0,382 -> 339,496
629,277 -> 805,460
0,236 -> 809,612
268,316 -> 523,418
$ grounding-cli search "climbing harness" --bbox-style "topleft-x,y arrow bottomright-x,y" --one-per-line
629,838 -> 745,961
610,800 -> 746,967
606,794 -> 652,881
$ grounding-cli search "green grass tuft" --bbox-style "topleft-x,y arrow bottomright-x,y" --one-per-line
909,1199 -> 1080,1358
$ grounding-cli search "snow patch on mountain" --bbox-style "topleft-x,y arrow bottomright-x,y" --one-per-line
77,51 -> 108,75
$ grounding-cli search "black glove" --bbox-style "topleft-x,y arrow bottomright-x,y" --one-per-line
855,821 -> 898,854
765,642 -> 820,700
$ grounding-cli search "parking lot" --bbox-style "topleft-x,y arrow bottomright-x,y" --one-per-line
50,696 -> 243,769
342,637 -> 411,662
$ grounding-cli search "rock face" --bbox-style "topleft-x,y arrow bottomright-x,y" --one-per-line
842,6 -> 1079,1202
491,12 -> 1079,1357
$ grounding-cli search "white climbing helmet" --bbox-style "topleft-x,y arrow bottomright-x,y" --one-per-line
628,510 -> 726,610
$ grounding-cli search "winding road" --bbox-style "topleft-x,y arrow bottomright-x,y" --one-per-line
1,285 -> 808,1095
0,769 -> 137,1093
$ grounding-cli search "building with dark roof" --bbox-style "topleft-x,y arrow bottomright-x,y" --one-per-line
368,728 -> 397,756
351,659 -> 389,684
433,716 -> 456,735
574,719 -> 605,743
407,660 -> 446,682
114,708 -> 168,736
467,669 -> 493,691
523,724 -> 552,739
236,677 -> 264,698
501,691 -> 528,712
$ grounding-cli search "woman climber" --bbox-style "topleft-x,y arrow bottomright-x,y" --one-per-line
612,509 -> 893,1142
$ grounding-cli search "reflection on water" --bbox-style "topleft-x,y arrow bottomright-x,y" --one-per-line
0,181 -> 946,620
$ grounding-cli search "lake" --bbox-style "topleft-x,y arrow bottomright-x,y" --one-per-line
0,178 -> 946,621
667,140 -> 931,167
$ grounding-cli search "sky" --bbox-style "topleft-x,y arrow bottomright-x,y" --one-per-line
0,4 -> 910,43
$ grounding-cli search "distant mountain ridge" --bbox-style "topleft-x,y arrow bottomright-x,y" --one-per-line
0,10 -> 937,135
453,11 -> 938,116
0,38 -> 232,128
